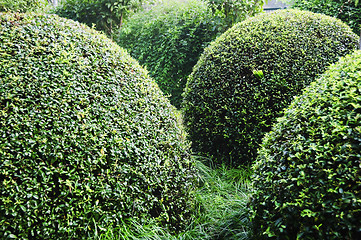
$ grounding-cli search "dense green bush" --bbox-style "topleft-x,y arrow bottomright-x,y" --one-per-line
250,50 -> 361,239
0,0 -> 48,12
292,0 -> 361,34
115,0 -> 221,107
183,9 -> 358,166
53,0 -> 143,35
0,12 -> 197,239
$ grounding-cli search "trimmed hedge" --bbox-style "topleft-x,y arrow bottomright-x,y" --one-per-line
292,0 -> 361,34
250,50 -> 361,239
115,0 -> 222,108
183,9 -> 358,166
0,12 -> 197,239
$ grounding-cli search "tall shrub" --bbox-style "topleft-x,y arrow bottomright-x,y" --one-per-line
115,0 -> 263,108
115,0 -> 217,107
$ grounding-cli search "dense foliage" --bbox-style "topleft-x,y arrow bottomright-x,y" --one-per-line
0,0 -> 48,12
206,0 -> 263,30
292,0 -> 361,34
250,50 -> 361,239
183,9 -> 358,166
53,0 -> 143,35
0,12 -> 197,239
116,0 -> 219,107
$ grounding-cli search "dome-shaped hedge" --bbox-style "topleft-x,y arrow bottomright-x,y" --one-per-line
183,9 -> 358,166
0,12 -> 196,239
250,50 -> 361,239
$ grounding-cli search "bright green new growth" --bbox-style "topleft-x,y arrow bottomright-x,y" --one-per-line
0,12 -> 196,239
250,50 -> 361,239
183,9 -> 358,167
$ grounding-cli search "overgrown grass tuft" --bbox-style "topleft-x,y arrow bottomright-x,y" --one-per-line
98,157 -> 253,240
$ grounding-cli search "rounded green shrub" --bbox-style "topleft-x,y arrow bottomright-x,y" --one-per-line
250,50 -> 361,239
0,12 -> 196,239
292,0 -> 361,34
115,0 -> 225,108
183,9 -> 358,166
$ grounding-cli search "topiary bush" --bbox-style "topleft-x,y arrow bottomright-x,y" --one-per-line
183,9 -> 358,167
292,0 -> 361,34
115,0 -> 241,108
0,12 -> 197,239
250,50 -> 361,239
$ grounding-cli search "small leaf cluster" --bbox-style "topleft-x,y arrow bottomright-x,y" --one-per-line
250,50 -> 361,239
115,0 -> 228,108
0,12 -> 197,239
183,9 -> 358,167
292,0 -> 361,35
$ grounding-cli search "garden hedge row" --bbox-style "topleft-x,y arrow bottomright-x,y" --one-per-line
183,9 -> 358,166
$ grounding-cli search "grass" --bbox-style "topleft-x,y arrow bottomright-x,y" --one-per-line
97,157 -> 253,240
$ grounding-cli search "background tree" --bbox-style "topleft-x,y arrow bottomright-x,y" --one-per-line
53,0 -> 144,36
115,0 -> 263,107
291,0 -> 361,34
206,0 -> 263,32
0,0 -> 49,12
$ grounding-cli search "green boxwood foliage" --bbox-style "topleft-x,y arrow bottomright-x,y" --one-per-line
0,12 -> 197,239
115,0 -> 228,108
292,0 -> 361,34
250,50 -> 361,239
183,9 -> 358,166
